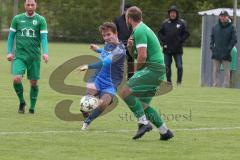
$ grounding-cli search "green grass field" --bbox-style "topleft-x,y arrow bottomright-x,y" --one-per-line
0,42 -> 240,160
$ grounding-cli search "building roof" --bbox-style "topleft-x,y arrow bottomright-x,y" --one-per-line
198,8 -> 240,16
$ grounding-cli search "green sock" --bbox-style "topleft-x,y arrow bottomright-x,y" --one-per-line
13,83 -> 25,103
30,85 -> 39,110
144,106 -> 164,128
124,95 -> 145,118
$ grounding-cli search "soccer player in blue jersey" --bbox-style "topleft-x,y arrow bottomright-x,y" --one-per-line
78,22 -> 126,130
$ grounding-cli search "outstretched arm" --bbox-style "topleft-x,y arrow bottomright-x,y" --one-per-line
77,61 -> 103,72
90,44 -> 103,53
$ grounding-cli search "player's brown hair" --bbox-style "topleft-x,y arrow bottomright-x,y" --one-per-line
99,22 -> 117,33
126,6 -> 142,22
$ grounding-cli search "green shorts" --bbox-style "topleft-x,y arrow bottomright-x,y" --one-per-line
12,58 -> 41,80
127,66 -> 166,104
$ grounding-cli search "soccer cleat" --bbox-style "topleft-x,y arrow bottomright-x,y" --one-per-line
18,102 -> 26,114
132,123 -> 153,140
81,122 -> 89,131
160,129 -> 174,141
29,109 -> 35,114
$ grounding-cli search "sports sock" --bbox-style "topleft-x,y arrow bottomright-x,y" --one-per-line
138,115 -> 148,125
84,107 -> 103,124
159,123 -> 168,134
30,85 -> 39,110
13,82 -> 25,103
144,106 -> 164,128
124,94 -> 145,119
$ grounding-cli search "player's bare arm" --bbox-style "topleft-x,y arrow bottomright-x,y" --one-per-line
136,47 -> 147,70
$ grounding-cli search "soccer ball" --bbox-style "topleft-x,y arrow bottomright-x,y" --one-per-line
80,95 -> 99,112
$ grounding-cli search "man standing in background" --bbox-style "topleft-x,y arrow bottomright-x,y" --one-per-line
114,4 -> 134,80
158,5 -> 189,86
210,10 -> 237,88
7,0 -> 49,114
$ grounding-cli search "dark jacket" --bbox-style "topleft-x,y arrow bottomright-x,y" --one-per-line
158,6 -> 189,54
114,14 -> 132,46
210,19 -> 237,61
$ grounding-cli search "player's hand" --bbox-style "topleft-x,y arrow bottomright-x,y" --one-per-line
127,36 -> 134,47
90,44 -> 99,52
77,65 -> 88,72
42,54 -> 48,64
6,53 -> 14,61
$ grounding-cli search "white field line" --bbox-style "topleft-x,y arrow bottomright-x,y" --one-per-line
1,126 -> 240,135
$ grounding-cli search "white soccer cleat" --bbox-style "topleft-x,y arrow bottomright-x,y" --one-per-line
81,122 -> 89,131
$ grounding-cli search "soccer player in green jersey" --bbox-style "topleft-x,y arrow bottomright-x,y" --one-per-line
7,0 -> 48,114
120,6 -> 174,140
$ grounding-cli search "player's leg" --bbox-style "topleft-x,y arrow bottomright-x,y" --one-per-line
138,68 -> 173,140
164,53 -> 173,85
122,66 -> 173,140
82,92 -> 113,130
173,53 -> 183,85
12,58 -> 26,113
84,93 -> 112,124
86,83 -> 98,96
29,80 -> 38,114
81,83 -> 98,119
27,60 -> 40,114
120,70 -> 155,139
140,98 -> 174,141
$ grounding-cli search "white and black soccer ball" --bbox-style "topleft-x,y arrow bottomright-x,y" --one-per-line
80,95 -> 99,112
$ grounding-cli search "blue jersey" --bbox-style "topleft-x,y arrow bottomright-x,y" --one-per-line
88,42 -> 126,96
87,43 -> 111,83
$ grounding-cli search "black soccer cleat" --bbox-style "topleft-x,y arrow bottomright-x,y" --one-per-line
18,102 -> 26,114
160,129 -> 174,141
132,123 -> 153,140
29,109 -> 35,114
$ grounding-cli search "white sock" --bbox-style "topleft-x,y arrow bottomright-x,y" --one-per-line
159,123 -> 168,134
138,115 -> 148,125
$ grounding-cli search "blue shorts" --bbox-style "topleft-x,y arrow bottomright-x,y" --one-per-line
94,78 -> 116,97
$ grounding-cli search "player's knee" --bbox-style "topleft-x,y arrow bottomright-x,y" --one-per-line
141,102 -> 149,110
13,76 -> 22,83
98,99 -> 109,110
30,80 -> 38,86
120,87 -> 132,99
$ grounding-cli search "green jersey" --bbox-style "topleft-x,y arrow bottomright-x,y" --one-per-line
10,13 -> 48,60
132,22 -> 165,68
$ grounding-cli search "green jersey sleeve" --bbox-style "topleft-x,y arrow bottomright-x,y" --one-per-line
40,17 -> 48,34
10,16 -> 18,32
134,29 -> 147,48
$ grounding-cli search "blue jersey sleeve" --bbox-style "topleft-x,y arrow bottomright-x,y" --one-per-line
88,61 -> 103,69
96,48 -> 103,53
